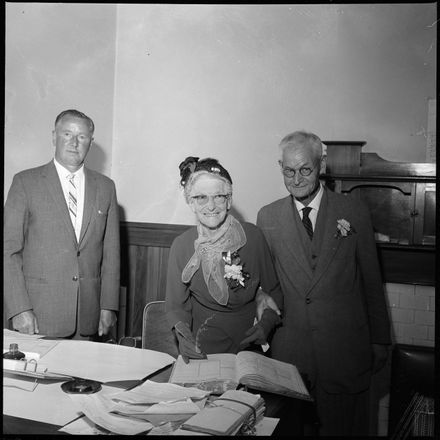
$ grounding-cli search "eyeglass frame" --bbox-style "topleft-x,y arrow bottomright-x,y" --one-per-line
278,160 -> 319,178
190,194 -> 231,207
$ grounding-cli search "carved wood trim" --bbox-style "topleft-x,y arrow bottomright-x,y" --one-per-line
120,221 -> 192,247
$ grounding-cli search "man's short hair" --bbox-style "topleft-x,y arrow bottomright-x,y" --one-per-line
54,109 -> 95,133
279,130 -> 322,162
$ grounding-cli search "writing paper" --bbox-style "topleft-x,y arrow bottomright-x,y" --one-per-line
109,380 -> 209,404
41,340 -> 175,382
3,381 -> 121,427
68,393 -> 153,435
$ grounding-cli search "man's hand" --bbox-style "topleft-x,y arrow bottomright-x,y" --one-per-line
372,344 -> 389,373
255,288 -> 281,321
98,309 -> 117,336
174,321 -> 207,364
12,310 -> 39,334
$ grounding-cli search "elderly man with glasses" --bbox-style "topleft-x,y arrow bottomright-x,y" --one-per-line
256,130 -> 391,436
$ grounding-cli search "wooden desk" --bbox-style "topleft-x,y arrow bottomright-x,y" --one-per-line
3,365 -> 318,435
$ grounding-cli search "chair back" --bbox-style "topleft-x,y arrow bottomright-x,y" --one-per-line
142,300 -> 179,358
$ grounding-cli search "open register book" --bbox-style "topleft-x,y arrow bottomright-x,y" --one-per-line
169,350 -> 312,401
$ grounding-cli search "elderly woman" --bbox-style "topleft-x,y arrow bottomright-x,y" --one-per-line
165,157 -> 282,363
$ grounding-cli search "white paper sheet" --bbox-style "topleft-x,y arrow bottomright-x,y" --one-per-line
3,381 -> 121,427
254,416 -> 280,436
3,372 -> 38,392
68,393 -> 153,435
109,380 -> 209,404
59,415 -> 112,435
4,380 -> 82,426
41,340 -> 175,382
112,398 -> 200,415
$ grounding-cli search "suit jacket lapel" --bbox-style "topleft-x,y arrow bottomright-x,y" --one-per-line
79,168 -> 96,245
278,196 -> 314,279
306,189 -> 342,294
42,161 -> 77,245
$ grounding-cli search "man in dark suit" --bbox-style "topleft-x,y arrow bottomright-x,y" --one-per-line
257,130 -> 391,436
4,109 -> 120,339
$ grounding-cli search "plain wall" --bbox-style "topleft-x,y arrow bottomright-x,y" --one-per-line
5,3 -> 117,195
111,3 -> 436,224
5,3 -> 436,225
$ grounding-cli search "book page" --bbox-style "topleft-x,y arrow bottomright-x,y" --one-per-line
169,353 -> 239,384
236,351 -> 309,396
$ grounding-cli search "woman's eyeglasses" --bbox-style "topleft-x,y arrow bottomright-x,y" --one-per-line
191,194 -> 230,206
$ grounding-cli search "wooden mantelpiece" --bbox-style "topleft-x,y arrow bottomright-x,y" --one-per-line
322,141 -> 435,286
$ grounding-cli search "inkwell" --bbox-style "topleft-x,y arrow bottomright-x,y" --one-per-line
3,343 -> 26,360
61,377 -> 102,394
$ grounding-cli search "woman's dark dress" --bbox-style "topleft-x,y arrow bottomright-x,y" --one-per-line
165,222 -> 282,354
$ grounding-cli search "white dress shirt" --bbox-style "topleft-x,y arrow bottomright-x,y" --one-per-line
54,158 -> 85,241
294,183 -> 324,231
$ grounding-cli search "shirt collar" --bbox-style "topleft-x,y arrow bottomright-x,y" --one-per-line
293,183 -> 324,212
54,158 -> 84,178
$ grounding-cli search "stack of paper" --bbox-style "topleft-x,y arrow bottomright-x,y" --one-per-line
109,380 -> 209,425
180,389 -> 265,435
68,380 -> 211,434
69,393 -> 154,435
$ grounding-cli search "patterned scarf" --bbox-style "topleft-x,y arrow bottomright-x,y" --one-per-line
181,214 -> 247,305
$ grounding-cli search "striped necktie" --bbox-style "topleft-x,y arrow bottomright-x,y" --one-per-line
302,206 -> 313,240
67,174 -> 77,228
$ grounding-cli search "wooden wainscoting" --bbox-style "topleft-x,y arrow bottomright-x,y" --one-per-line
118,221 -> 435,339
119,221 -> 191,338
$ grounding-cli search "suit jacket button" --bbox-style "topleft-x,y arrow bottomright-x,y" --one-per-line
77,251 -> 80,257
72,276 -> 78,281
305,298 -> 311,304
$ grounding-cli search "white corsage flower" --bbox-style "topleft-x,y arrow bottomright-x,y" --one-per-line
222,251 -> 250,290
335,219 -> 356,238
224,264 -> 246,287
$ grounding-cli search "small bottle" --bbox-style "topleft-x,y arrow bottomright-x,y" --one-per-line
3,343 -> 26,360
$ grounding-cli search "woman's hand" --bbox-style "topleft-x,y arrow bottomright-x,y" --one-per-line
240,308 -> 281,348
255,288 -> 281,321
174,321 -> 207,364
239,321 -> 267,347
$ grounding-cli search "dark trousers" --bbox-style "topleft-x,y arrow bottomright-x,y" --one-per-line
311,382 -> 370,436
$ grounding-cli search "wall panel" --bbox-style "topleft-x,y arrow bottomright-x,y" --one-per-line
119,221 -> 434,338
120,222 -> 190,337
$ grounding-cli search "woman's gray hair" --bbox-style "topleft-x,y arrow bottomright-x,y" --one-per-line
183,171 -> 233,204
278,130 -> 323,164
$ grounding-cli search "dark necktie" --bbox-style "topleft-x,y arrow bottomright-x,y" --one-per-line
302,207 -> 313,240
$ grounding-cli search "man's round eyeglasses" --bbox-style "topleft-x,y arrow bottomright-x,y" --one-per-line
191,194 -> 230,206
280,164 -> 316,178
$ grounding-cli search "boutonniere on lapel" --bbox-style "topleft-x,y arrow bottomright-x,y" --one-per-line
222,251 -> 250,290
335,219 -> 356,239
